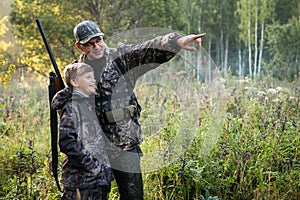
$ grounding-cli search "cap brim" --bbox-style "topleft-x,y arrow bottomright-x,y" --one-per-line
79,33 -> 104,44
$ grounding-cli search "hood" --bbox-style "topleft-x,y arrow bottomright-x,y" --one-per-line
51,87 -> 72,111
51,88 -> 95,111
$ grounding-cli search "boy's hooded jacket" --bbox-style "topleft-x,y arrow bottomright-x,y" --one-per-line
51,88 -> 114,190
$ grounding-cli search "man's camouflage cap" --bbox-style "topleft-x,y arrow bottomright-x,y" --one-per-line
74,20 -> 104,44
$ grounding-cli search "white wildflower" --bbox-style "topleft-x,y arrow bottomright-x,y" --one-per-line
289,96 -> 295,100
272,98 -> 280,103
257,91 -> 266,97
267,88 -> 277,95
265,96 -> 269,101
245,86 -> 257,91
235,78 -> 249,84
276,86 -> 283,92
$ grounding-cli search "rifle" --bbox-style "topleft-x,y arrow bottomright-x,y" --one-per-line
36,18 -> 64,192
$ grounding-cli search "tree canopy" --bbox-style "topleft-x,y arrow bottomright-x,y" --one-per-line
3,0 -> 300,81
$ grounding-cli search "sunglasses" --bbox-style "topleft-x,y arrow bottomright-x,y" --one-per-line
81,37 -> 103,48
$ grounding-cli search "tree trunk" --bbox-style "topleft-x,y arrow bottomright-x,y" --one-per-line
219,3 -> 225,71
216,40 -> 220,68
199,0 -> 203,33
197,51 -> 201,82
238,37 -> 242,77
243,49 -> 247,77
197,0 -> 203,82
247,0 -> 252,78
258,20 -> 265,77
208,37 -> 212,83
220,30 -> 224,71
254,0 -> 258,78
224,29 -> 229,74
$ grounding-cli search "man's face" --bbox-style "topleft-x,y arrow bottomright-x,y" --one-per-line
76,36 -> 106,60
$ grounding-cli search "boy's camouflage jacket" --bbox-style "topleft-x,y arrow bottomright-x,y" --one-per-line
51,90 -> 114,190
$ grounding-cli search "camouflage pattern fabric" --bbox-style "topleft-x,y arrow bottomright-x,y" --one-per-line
51,89 -> 114,191
76,32 -> 182,151
61,185 -> 110,200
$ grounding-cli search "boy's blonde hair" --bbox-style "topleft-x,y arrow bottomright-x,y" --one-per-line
64,63 -> 94,90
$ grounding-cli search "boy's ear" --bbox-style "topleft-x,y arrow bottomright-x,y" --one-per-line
70,79 -> 78,87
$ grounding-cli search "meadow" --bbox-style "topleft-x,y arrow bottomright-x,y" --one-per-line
0,68 -> 299,200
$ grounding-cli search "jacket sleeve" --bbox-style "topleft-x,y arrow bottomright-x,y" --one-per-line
117,32 -> 182,75
58,102 -> 100,172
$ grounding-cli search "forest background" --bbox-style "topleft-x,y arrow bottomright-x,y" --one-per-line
0,0 -> 299,199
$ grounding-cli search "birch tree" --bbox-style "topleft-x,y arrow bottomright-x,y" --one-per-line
237,0 -> 253,78
257,0 -> 275,77
237,0 -> 275,79
254,0 -> 258,78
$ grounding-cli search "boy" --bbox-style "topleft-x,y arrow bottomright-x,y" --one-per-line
51,63 -> 114,199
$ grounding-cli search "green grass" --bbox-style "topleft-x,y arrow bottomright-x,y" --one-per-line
0,70 -> 299,199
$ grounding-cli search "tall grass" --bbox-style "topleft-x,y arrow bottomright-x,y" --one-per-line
0,69 -> 299,199
0,70 -> 59,199
142,77 -> 300,199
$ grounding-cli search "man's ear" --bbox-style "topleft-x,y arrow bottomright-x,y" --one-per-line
75,42 -> 83,51
70,79 -> 78,87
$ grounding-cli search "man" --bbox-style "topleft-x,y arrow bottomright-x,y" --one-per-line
72,20 -> 204,200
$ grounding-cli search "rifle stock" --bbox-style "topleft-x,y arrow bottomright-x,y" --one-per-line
36,18 -> 64,192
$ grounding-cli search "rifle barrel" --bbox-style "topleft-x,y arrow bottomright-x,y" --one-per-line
36,19 -> 64,83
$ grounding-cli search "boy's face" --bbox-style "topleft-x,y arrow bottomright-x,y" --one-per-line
71,71 -> 96,96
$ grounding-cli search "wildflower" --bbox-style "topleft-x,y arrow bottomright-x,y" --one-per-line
265,96 -> 269,101
257,91 -> 266,98
245,86 -> 257,92
289,96 -> 295,100
272,98 -> 280,103
276,86 -> 283,92
235,78 -> 249,84
267,88 -> 277,95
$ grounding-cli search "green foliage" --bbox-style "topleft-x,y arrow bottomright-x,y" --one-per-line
0,60 -> 16,89
0,16 -> 16,90
8,0 -> 189,79
7,0 -> 300,81
274,0 -> 300,24
266,17 -> 300,81
143,77 -> 300,199
2,0 -> 300,199
0,16 -> 12,53
0,69 -> 299,199
0,70 -> 59,199
9,0 -> 79,77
